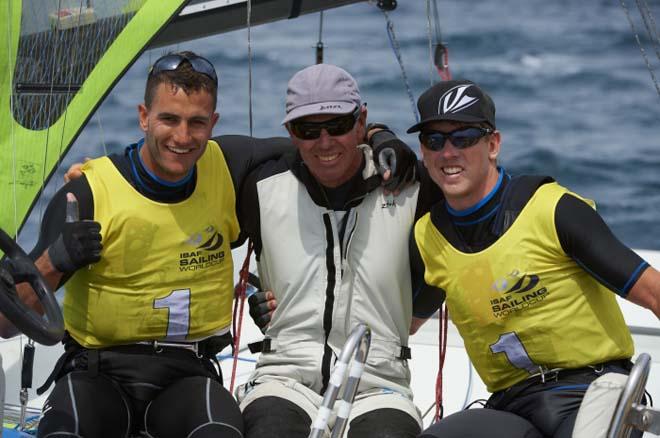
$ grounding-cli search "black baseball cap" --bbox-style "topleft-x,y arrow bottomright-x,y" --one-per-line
407,79 -> 496,133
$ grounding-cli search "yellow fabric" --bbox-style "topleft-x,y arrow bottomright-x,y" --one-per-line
65,140 -> 239,348
415,182 -> 633,392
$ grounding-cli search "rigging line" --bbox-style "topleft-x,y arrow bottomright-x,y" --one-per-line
619,0 -> 660,100
316,11 -> 324,64
635,0 -> 660,61
54,0 -> 88,189
96,108 -> 108,157
381,9 -> 419,123
431,0 -> 443,42
317,11 -> 324,47
7,0 -> 18,237
428,0 -> 451,82
38,0 -> 66,224
426,1 -> 434,86
421,400 -> 436,420
460,358 -> 474,409
247,0 -> 254,137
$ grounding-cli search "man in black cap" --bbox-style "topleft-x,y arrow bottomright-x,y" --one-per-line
409,79 -> 660,437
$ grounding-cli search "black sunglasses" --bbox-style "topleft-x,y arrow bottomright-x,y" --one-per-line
288,107 -> 361,140
419,126 -> 494,151
149,54 -> 218,85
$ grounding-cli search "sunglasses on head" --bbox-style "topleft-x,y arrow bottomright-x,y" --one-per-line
288,107 -> 361,140
149,53 -> 218,85
419,126 -> 494,151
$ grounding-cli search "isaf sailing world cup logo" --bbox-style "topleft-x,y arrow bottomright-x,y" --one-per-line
179,225 -> 226,271
490,269 -> 549,318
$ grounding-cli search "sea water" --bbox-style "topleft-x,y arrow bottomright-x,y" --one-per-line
21,0 -> 660,250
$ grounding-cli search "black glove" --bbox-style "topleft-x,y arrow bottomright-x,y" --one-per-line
248,290 -> 275,333
47,220 -> 102,273
0,256 -> 33,284
369,125 -> 418,192
0,265 -> 17,295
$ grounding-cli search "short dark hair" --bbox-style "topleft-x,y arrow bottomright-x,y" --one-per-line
144,51 -> 218,109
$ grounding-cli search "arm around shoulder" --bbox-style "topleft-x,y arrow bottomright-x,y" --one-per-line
627,266 -> 660,319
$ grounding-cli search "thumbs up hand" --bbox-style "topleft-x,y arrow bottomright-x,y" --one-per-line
47,193 -> 102,273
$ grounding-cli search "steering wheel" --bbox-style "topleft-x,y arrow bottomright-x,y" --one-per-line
0,228 -> 64,346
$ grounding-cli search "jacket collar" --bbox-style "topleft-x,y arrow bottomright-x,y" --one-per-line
290,144 -> 381,209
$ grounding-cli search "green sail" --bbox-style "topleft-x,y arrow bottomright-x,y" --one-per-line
0,0 -> 188,243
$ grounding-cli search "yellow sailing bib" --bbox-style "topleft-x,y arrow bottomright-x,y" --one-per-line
65,141 -> 239,348
415,182 -> 633,392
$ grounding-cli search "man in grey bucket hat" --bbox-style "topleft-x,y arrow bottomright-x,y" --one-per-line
236,64 -> 435,438
281,63 -> 362,124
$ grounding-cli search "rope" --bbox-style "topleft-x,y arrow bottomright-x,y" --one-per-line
39,0 -> 66,210
246,0 -> 254,136
96,108 -> 108,156
461,356 -> 474,409
316,11 -> 324,64
425,1 -> 435,86
434,304 -> 448,422
619,0 -> 660,100
635,0 -> 660,60
230,241 -> 254,394
426,0 -> 451,82
7,0 -> 18,237
380,8 -> 419,122
230,3 -> 257,389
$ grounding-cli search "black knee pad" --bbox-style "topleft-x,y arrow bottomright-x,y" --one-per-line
419,409 -> 543,438
347,408 -> 420,438
145,376 -> 242,438
37,371 -> 131,438
243,396 -> 312,438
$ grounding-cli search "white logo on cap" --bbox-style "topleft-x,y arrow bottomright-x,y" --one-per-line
438,85 -> 478,115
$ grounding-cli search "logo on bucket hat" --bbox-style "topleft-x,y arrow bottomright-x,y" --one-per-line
407,79 -> 496,133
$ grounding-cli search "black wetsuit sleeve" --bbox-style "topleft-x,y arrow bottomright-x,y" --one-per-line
237,167 -> 263,258
214,135 -> 294,198
29,176 -> 94,287
555,193 -> 648,297
215,135 -> 293,248
410,229 -> 446,318
415,166 -> 443,221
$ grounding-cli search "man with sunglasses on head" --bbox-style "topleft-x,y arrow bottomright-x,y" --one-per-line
406,79 -> 660,438
1,51 -> 278,438
234,63 -> 438,438
0,53 -> 419,436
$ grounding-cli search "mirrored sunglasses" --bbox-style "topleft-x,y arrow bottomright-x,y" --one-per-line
419,126 -> 493,151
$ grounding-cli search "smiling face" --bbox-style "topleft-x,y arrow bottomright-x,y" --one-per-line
288,106 -> 367,188
137,82 -> 219,182
420,120 -> 501,210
